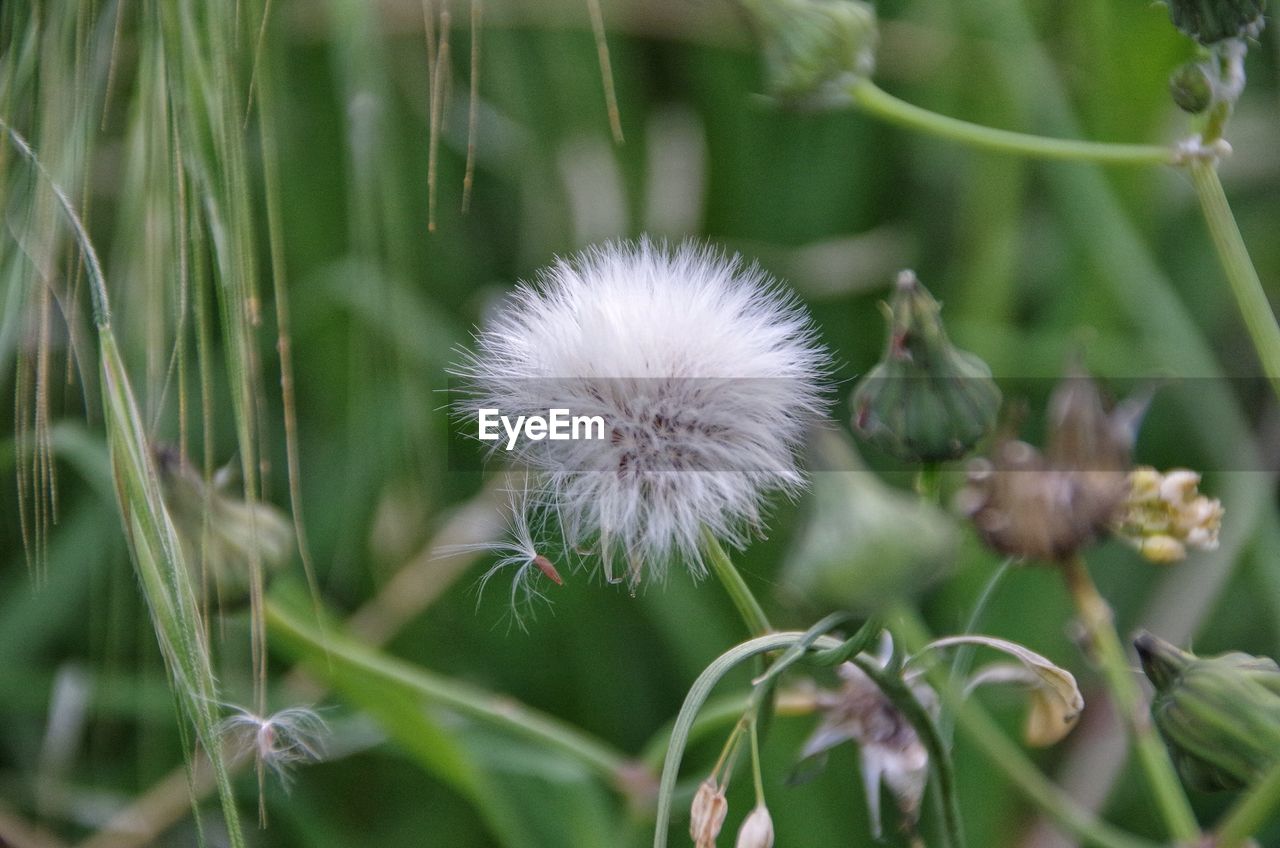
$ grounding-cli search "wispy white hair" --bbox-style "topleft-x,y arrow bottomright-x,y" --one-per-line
454,239 -> 829,586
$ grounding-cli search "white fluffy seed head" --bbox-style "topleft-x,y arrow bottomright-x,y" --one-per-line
454,239 -> 829,586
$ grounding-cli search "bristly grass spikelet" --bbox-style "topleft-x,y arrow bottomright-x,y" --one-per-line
453,239 -> 830,589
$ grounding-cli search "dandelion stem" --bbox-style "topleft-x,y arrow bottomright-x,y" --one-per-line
890,605 -> 1161,848
1188,159 -> 1280,403
1214,756 -> 1280,848
1060,556 -> 1200,842
701,530 -> 772,636
847,80 -> 1175,166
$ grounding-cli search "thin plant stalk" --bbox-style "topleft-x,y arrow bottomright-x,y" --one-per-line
1060,556 -> 1200,842
847,80 -> 1175,166
1214,756 -> 1280,848
1188,159 -> 1280,402
848,76 -> 1280,407
700,529 -> 772,636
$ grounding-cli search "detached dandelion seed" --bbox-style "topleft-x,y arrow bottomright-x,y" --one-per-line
441,485 -> 566,626
219,705 -> 327,823
454,239 -> 829,588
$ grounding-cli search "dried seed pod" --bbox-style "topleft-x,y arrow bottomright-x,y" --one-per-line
958,370 -> 1137,562
690,778 -> 729,848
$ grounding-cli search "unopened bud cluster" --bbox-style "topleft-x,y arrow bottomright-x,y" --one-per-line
1113,467 -> 1223,563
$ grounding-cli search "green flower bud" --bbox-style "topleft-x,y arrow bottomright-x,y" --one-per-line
738,0 -> 878,103
1135,631 -> 1280,792
1170,61 -> 1215,113
851,271 -> 1001,463
1165,0 -> 1266,45
785,429 -> 958,611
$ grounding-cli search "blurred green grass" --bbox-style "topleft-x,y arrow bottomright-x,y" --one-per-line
2,0 -> 1280,845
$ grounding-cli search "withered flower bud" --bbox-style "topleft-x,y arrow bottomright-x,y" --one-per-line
1136,631 -> 1280,792
1165,0 -> 1266,45
690,777 -> 729,848
737,0 -> 878,103
957,371 -> 1139,562
802,650 -> 934,838
852,271 -> 1002,463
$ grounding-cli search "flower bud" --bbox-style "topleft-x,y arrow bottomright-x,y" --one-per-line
1135,631 -> 1280,791
1164,0 -> 1266,45
690,778 -> 729,848
785,430 -> 958,611
735,804 -> 774,848
738,0 -> 878,103
852,271 -> 1001,464
1170,61 -> 1214,113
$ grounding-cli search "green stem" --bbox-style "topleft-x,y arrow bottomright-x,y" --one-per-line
747,713 -> 765,806
853,652 -> 965,848
848,80 -> 1175,166
1061,557 -> 1201,842
1215,756 -> 1280,848
915,463 -> 942,504
264,596 -> 642,793
1189,159 -> 1280,403
701,530 -> 773,636
892,605 -> 1160,848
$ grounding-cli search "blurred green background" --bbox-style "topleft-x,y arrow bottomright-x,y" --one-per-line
2,0 -> 1280,845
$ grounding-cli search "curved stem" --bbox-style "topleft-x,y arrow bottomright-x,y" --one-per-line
853,653 -> 965,848
1214,756 -> 1280,848
1060,557 -> 1201,842
891,605 -> 1161,848
1189,160 -> 1280,403
265,596 -> 641,792
701,530 -> 773,636
848,81 -> 1175,166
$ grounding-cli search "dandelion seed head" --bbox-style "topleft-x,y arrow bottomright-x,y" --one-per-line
455,239 -> 829,585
